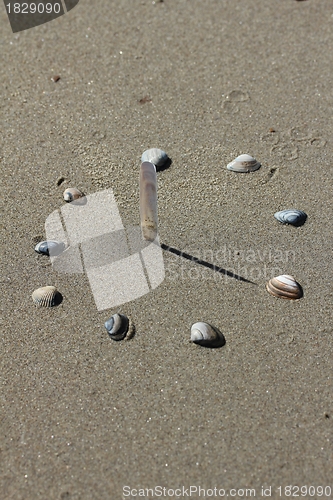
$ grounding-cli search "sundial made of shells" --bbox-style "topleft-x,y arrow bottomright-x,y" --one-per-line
32,148 -> 307,348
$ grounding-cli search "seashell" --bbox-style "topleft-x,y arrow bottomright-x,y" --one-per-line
266,275 -> 303,300
34,240 -> 66,257
139,161 -> 158,241
190,322 -> 226,348
141,148 -> 169,168
104,313 -> 134,341
274,209 -> 307,227
227,154 -> 261,173
32,286 -> 63,307
63,187 -> 85,202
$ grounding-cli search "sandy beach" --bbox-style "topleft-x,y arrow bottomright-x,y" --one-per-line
1,0 -> 332,498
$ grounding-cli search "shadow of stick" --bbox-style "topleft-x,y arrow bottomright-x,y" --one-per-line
161,243 -> 257,285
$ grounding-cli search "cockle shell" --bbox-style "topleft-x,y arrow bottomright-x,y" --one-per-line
190,322 -> 226,348
266,275 -> 303,300
227,154 -> 261,173
104,313 -> 134,341
141,148 -> 169,168
32,286 -> 63,307
34,240 -> 66,257
274,209 -> 307,227
139,161 -> 158,241
63,187 -> 85,202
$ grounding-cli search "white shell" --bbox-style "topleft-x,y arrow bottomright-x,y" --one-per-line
227,154 -> 261,173
141,148 -> 169,168
190,322 -> 225,348
104,313 -> 134,341
274,209 -> 307,226
32,286 -> 63,307
139,161 -> 158,241
63,187 -> 84,202
266,275 -> 303,300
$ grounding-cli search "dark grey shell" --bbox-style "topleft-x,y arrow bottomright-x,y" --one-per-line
274,209 -> 307,227
104,313 -> 133,341
190,322 -> 226,348
34,240 -> 66,257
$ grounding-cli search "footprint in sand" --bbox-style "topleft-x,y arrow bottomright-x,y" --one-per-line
222,89 -> 250,114
271,143 -> 299,161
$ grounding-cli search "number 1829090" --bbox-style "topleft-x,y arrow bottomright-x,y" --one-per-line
6,3 -> 61,14
277,485 -> 332,497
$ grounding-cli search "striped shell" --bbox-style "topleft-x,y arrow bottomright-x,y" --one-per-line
34,240 -> 66,257
141,148 -> 169,168
274,209 -> 307,227
32,286 -> 63,307
227,154 -> 261,173
266,275 -> 303,300
190,322 -> 226,348
63,187 -> 84,202
104,313 -> 134,341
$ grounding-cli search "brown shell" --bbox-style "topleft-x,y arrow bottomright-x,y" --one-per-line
63,187 -> 84,202
266,275 -> 303,300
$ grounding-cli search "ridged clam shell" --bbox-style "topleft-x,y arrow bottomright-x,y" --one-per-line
141,148 -> 169,168
139,161 -> 158,241
32,286 -> 63,307
227,154 -> 261,173
34,240 -> 66,257
190,322 -> 226,348
274,209 -> 307,227
63,187 -> 84,202
266,275 -> 303,300
104,313 -> 134,341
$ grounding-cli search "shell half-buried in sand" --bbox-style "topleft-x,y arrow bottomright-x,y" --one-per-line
266,275 -> 303,300
274,209 -> 307,227
32,286 -> 63,307
190,322 -> 226,348
227,154 -> 261,173
104,313 -> 134,341
139,161 -> 158,241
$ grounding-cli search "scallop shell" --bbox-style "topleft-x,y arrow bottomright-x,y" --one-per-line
266,275 -> 303,300
63,187 -> 84,202
190,322 -> 226,348
34,240 -> 66,257
104,313 -> 134,341
32,286 -> 63,307
141,148 -> 169,168
227,154 -> 261,173
274,209 -> 307,227
139,161 -> 158,241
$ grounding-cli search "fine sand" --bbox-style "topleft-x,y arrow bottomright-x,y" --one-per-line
1,1 -> 332,499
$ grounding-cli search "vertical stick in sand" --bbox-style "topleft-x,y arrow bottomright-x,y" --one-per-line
139,161 -> 158,241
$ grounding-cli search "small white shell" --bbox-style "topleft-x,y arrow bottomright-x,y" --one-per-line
190,322 -> 225,348
104,313 -> 134,341
266,275 -> 303,300
274,209 -> 307,226
141,148 -> 169,168
227,154 -> 261,173
63,187 -> 84,202
32,286 -> 63,307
